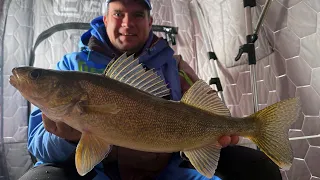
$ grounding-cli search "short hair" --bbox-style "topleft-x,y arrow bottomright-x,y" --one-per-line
102,0 -> 151,17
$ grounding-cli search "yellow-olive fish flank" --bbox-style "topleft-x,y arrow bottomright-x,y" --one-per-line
9,53 -> 301,178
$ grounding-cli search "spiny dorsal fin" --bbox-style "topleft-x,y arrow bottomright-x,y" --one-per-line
103,53 -> 127,75
104,53 -> 170,98
181,80 -> 230,116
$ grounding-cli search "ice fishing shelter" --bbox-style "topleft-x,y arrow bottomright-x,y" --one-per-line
1,0 -> 320,179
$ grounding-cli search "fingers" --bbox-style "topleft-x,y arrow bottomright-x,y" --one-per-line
42,113 -> 81,142
218,136 -> 231,147
42,113 -> 58,134
218,135 -> 240,147
230,135 -> 239,145
56,122 -> 81,141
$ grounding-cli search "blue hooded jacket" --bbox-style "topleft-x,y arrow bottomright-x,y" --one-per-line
27,16 -> 219,180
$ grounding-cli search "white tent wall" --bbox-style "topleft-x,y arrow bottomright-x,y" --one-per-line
1,0 -> 320,180
0,1 -> 12,180
151,0 -> 201,79
191,0 -> 320,179
3,1 -> 35,180
33,0 -> 109,69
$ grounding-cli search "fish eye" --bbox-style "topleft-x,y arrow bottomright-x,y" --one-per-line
29,69 -> 42,80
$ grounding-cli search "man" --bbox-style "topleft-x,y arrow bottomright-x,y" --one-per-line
20,0 -> 281,180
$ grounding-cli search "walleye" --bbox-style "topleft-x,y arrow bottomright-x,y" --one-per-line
9,53 -> 300,178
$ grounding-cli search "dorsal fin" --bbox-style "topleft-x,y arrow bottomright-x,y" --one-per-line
104,53 -> 170,98
181,80 -> 230,116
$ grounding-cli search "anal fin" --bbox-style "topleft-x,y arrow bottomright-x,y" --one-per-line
183,143 -> 221,178
76,133 -> 112,176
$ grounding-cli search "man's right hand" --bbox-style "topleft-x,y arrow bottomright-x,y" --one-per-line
42,113 -> 81,143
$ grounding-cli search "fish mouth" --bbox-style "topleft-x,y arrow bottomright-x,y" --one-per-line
9,68 -> 18,87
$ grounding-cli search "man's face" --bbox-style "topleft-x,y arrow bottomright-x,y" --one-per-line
103,0 -> 153,54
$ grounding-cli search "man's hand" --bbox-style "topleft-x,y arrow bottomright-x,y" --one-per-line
218,135 -> 239,147
42,113 -> 81,142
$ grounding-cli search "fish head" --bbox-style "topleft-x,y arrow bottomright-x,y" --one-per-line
9,66 -> 84,114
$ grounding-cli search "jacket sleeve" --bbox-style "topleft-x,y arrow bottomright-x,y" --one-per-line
27,54 -> 77,163
174,54 -> 200,94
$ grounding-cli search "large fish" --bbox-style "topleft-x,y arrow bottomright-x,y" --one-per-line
9,53 -> 300,178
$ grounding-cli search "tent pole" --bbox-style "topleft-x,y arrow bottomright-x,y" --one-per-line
235,0 -> 259,113
244,5 -> 259,113
191,1 -> 226,103
254,0 -> 272,35
236,0 -> 273,114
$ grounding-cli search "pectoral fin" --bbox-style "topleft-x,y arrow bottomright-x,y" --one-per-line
85,104 -> 121,114
75,133 -> 112,176
76,101 -> 121,115
183,143 -> 221,178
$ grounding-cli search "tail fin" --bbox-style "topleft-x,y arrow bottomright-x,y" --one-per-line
248,97 -> 301,170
